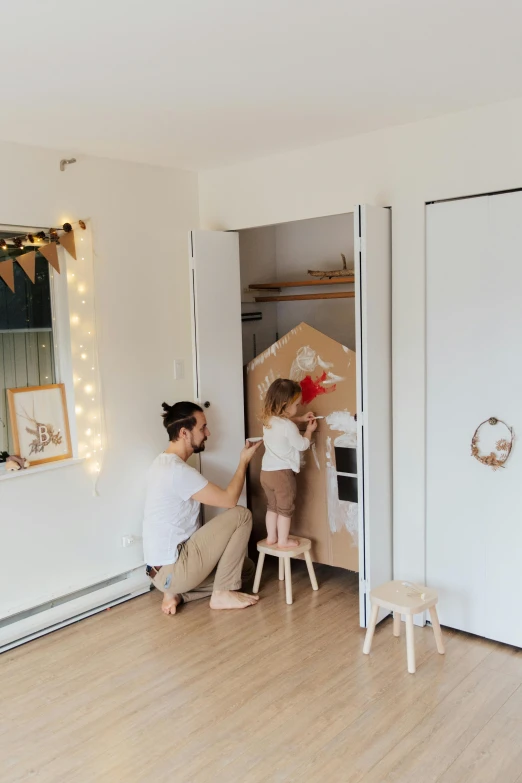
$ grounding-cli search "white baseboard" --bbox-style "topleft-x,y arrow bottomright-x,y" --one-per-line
0,568 -> 150,653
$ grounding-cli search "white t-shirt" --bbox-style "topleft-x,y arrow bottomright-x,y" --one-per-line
142,453 -> 208,566
261,417 -> 310,473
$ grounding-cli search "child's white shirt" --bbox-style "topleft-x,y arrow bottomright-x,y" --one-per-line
262,416 -> 310,473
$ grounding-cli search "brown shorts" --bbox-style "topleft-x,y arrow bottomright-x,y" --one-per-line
260,469 -> 297,517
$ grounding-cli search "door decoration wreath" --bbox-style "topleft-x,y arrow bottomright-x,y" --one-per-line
471,417 -> 514,470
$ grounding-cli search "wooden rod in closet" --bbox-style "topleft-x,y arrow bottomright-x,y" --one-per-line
250,276 -> 354,290
254,292 -> 355,303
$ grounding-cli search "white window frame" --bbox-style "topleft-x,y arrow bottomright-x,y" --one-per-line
0,225 -> 78,464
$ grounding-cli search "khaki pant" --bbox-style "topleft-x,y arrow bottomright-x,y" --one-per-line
151,506 -> 254,602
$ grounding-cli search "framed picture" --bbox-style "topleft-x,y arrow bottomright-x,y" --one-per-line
7,383 -> 73,466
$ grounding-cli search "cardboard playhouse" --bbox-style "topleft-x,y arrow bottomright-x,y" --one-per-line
246,322 -> 359,571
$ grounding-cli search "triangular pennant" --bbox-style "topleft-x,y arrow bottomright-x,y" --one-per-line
39,242 -> 60,274
60,230 -> 76,260
0,259 -> 15,292
16,251 -> 36,283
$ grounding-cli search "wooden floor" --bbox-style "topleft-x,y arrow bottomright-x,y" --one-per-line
2,564 -> 522,783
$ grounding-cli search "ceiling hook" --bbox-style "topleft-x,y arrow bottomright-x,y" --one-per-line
60,158 -> 77,172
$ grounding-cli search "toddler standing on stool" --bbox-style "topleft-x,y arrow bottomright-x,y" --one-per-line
260,379 -> 317,548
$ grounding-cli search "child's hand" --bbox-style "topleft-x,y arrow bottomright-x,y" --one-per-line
306,418 -> 318,434
300,411 -> 316,423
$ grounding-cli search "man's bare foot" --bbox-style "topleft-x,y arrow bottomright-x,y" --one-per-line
209,591 -> 260,610
161,593 -> 182,615
277,537 -> 299,548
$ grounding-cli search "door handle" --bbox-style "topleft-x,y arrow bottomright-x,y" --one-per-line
203,401 -> 211,408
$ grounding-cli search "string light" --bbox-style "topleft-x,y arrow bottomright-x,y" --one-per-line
63,221 -> 104,483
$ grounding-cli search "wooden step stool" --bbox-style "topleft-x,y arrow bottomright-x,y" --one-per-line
363,580 -> 445,674
252,537 -> 319,605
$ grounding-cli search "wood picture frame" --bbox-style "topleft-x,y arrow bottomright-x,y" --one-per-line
7,383 -> 73,466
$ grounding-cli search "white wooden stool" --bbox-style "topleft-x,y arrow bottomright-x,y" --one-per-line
363,580 -> 445,674
252,538 -> 319,605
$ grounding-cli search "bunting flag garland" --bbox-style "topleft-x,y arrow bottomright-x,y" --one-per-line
16,250 -> 36,283
0,259 -> 15,292
38,241 -> 60,274
0,218 -> 86,293
59,230 -> 76,260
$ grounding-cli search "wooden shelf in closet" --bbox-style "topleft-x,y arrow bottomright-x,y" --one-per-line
249,276 -> 354,290
254,292 -> 355,303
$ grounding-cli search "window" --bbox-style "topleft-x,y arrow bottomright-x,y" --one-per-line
0,231 -> 59,456
0,221 -> 101,474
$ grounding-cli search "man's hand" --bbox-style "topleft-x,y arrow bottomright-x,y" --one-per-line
193,439 -> 263,509
240,439 -> 263,465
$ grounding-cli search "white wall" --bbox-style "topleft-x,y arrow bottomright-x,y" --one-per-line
199,95 -> 522,586
0,140 -> 198,617
274,213 -> 355,349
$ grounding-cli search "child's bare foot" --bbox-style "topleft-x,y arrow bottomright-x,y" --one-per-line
277,537 -> 300,548
162,594 -> 182,615
266,537 -> 277,546
209,591 -> 260,610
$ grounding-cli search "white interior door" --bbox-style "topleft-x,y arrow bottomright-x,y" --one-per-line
427,193 -> 522,647
190,230 -> 246,520
355,205 -> 393,627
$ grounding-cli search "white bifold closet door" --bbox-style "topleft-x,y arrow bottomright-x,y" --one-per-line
189,230 -> 246,521
190,206 -> 392,627
354,206 -> 392,627
426,192 -> 522,647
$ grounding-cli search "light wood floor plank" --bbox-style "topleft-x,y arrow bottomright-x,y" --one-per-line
436,684 -> 522,783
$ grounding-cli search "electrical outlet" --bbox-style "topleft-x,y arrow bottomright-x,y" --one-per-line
122,535 -> 136,547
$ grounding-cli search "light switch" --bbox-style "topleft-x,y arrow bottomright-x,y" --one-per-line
174,360 -> 185,380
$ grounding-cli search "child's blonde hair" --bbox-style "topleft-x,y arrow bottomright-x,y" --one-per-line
261,378 -> 302,427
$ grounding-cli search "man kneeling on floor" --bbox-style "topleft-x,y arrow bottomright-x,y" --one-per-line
143,401 -> 262,614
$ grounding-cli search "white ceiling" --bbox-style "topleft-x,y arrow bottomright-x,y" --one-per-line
3,0 -> 522,171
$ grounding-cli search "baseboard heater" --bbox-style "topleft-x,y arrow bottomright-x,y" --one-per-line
0,568 -> 150,653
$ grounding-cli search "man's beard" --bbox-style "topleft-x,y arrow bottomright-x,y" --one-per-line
191,436 -> 207,454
